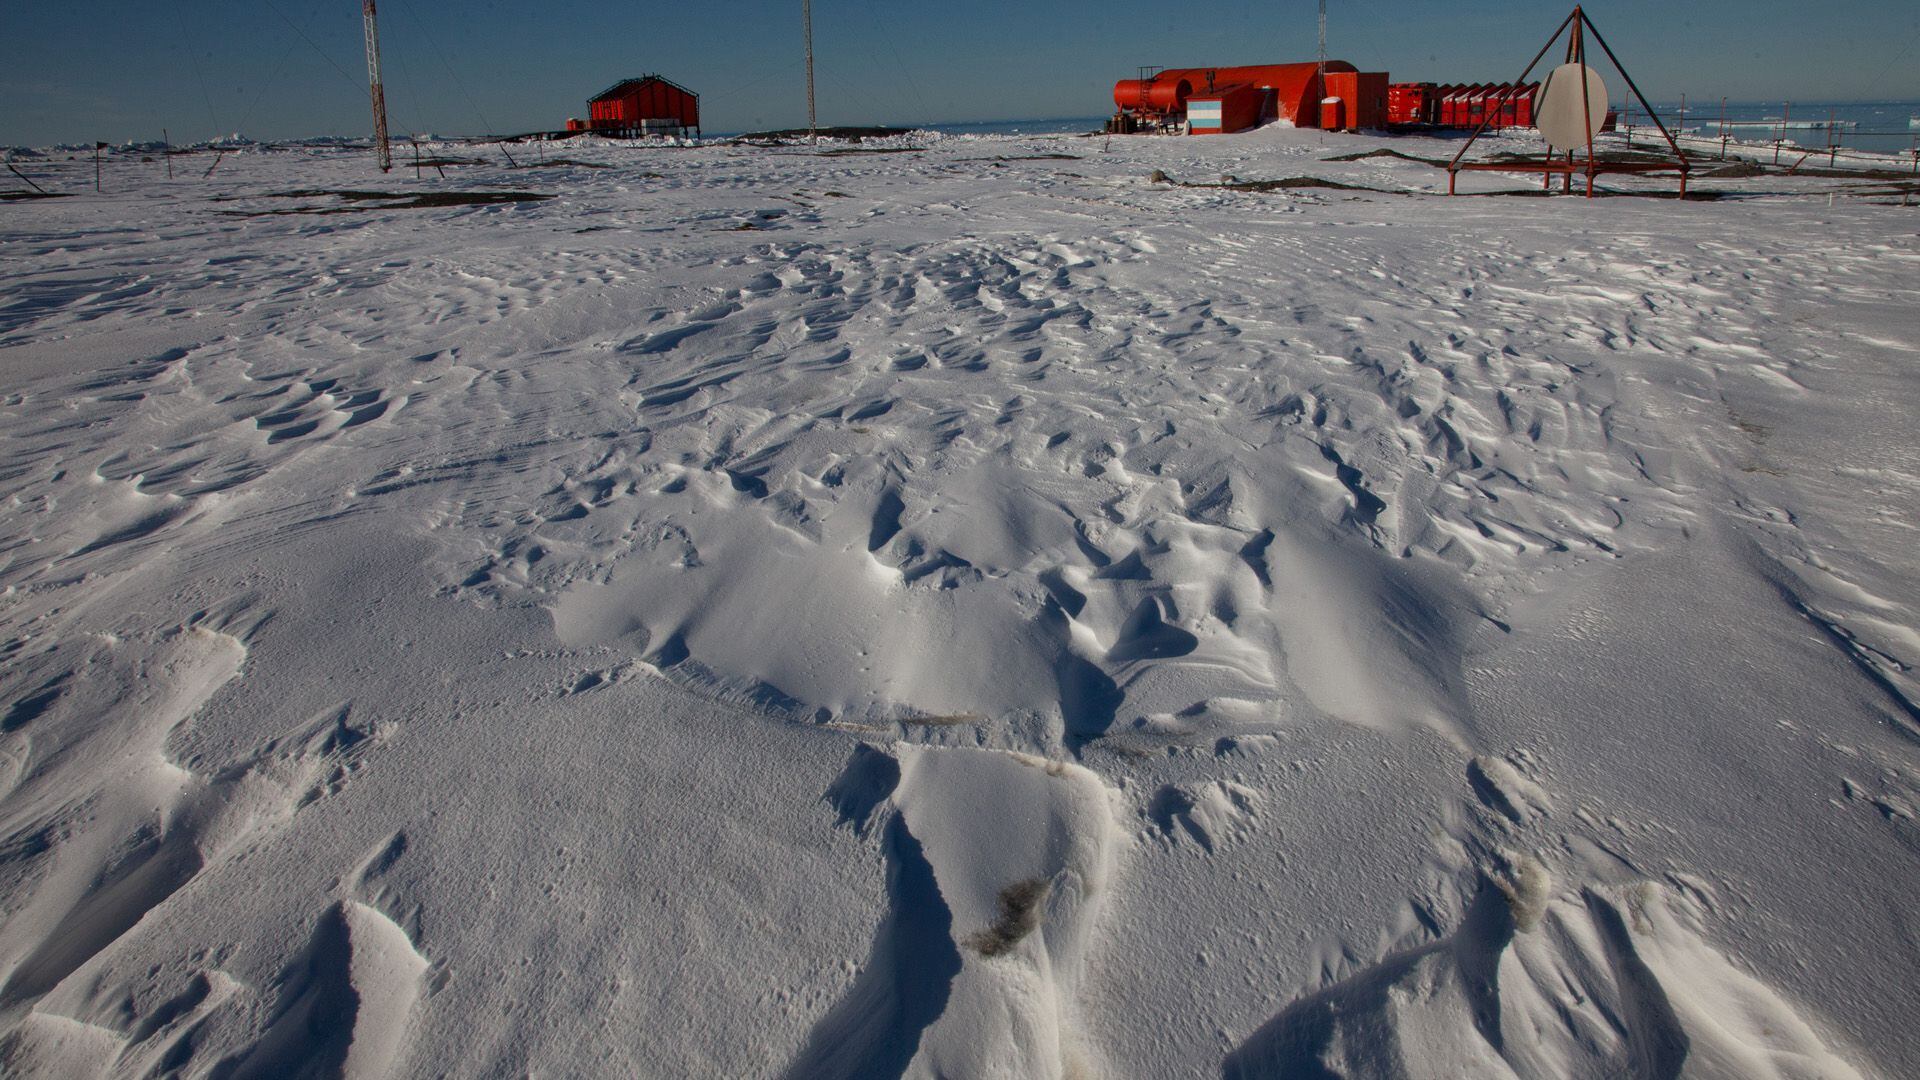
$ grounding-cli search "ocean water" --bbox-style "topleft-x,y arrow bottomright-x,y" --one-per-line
919,117 -> 1107,138
1626,100 -> 1920,157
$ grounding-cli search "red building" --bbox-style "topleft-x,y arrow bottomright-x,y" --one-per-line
1388,82 -> 1437,126
1186,84 -> 1263,134
1413,82 -> 1540,130
587,75 -> 700,137
1111,61 -> 1390,134
1321,70 -> 1387,131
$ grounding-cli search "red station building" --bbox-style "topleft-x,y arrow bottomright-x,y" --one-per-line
569,75 -> 700,138
1388,80 -> 1540,128
1109,61 -> 1572,134
1111,61 -> 1386,134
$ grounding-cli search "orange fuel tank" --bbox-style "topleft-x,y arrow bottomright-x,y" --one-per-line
1113,77 -> 1193,115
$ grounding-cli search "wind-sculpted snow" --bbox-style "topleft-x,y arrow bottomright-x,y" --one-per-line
1,129 -> 1915,1075
512,225 -> 1686,748
1225,878 -> 1866,1080
1226,750 -> 1869,1080
792,744 -> 1116,1078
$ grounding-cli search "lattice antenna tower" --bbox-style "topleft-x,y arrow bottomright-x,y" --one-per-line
1318,0 -> 1327,99
804,0 -> 817,139
363,0 -> 393,172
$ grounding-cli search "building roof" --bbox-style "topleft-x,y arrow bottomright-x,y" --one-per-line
590,75 -> 698,103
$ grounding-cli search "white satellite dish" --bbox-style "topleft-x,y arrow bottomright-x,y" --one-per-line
1534,62 -> 1608,153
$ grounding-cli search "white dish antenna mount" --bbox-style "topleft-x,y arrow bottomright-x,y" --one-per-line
1535,62 -> 1609,153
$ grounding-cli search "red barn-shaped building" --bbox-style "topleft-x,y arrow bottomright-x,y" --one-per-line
588,75 -> 700,137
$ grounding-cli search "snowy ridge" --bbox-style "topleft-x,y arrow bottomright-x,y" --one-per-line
1224,746 -> 1866,1080
0,128 -> 1914,1075
794,744 -> 1116,1078
1226,878 -> 1865,1080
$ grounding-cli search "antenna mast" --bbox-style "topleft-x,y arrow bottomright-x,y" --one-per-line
1318,0 -> 1327,101
362,0 -> 393,172
803,0 -> 817,139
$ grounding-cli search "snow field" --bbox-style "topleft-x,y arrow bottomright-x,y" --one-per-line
0,125 -> 1916,1075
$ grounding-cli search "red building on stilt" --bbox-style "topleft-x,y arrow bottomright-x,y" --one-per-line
585,75 -> 700,138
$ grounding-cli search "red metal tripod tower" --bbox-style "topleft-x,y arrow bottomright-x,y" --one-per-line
1446,6 -> 1689,198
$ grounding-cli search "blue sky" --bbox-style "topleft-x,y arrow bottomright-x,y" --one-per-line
3,1 -> 1917,144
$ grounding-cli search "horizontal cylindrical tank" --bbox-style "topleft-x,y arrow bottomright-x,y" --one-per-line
1113,77 -> 1192,114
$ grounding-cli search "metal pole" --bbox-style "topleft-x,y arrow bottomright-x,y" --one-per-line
95,143 -> 102,192
1574,16 -> 1595,197
803,0 -> 817,140
1445,5 -> 1579,176
1578,10 -> 1690,183
164,128 -> 172,180
7,162 -> 48,195
1318,0 -> 1327,131
363,0 -> 393,172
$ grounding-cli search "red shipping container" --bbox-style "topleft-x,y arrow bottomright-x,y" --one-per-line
1499,85 -> 1520,128
1475,84 -> 1494,128
1388,82 -> 1435,126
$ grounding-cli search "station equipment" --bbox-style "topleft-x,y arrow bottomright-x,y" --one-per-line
1447,6 -> 1689,198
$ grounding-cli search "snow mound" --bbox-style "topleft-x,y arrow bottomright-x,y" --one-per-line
790,744 -> 1117,1079
1228,875 -> 1864,1080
